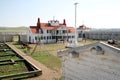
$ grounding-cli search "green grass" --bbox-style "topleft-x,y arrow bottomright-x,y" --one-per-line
14,42 -> 63,72
0,43 -> 38,79
13,42 -> 29,53
0,62 -> 28,76
0,55 -> 20,60
0,44 -> 9,49
32,51 -> 62,71
0,50 -> 21,60
0,44 -> 28,77
31,43 -> 64,71
0,50 -> 14,54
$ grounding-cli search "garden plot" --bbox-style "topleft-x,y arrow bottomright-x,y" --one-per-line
0,43 -> 41,79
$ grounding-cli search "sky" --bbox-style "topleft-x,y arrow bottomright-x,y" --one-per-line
0,0 -> 120,29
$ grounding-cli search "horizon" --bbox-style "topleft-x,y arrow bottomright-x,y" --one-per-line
1,26 -> 120,30
0,0 -> 120,29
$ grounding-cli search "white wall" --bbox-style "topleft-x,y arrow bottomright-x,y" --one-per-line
84,29 -> 120,40
27,26 -> 75,44
19,35 -> 27,42
0,35 -> 13,42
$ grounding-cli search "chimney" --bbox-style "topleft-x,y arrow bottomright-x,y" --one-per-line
37,18 -> 41,27
36,18 -> 41,33
63,19 -> 66,26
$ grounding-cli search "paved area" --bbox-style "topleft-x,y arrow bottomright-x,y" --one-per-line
7,43 -> 60,80
63,51 -> 120,80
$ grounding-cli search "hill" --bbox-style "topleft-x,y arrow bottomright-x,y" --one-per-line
0,26 -> 28,32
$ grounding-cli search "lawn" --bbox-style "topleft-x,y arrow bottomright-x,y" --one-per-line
32,51 -> 61,72
0,62 -> 28,76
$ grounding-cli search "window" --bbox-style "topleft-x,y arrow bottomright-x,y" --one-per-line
56,30 -> 59,34
63,36 -> 66,38
41,36 -> 43,40
44,36 -> 46,40
50,36 -> 51,39
47,30 -> 49,33
50,30 -> 52,33
39,37 -> 41,41
58,36 -> 62,39
68,36 -> 71,38
52,36 -> 56,39
72,36 -> 75,38
63,30 -> 67,33
35,36 -> 37,40
47,36 -> 49,39
47,36 -> 51,39
79,33 -> 82,37
47,30 -> 52,33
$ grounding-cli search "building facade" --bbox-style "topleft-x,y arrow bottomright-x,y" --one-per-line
77,25 -> 120,40
77,24 -> 90,41
0,33 -> 13,42
27,18 -> 75,43
84,29 -> 120,40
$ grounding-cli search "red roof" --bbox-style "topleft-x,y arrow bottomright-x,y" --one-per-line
78,24 -> 89,30
30,26 -> 37,34
29,18 -> 75,34
30,23 -> 75,34
41,23 -> 56,30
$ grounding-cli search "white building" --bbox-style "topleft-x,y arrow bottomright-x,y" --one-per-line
77,24 -> 90,41
0,33 -> 13,42
77,25 -> 120,40
85,29 -> 120,40
27,18 -> 75,44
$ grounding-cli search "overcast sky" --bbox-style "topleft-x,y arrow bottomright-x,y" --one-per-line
0,0 -> 120,28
